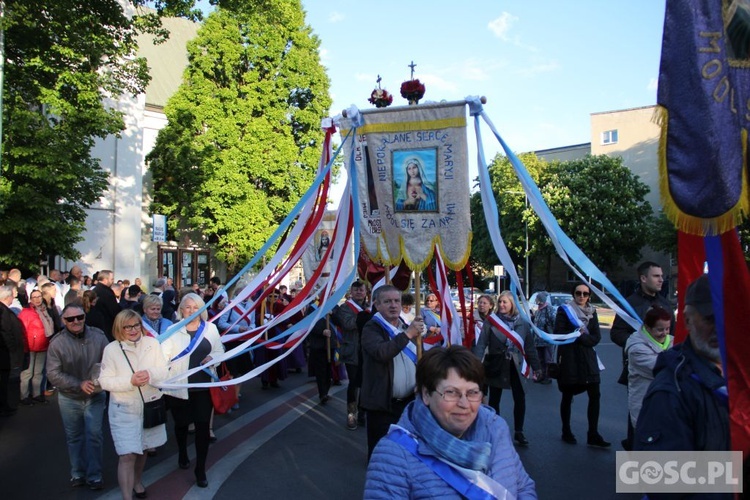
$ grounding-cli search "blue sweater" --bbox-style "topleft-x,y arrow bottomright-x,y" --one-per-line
365,401 -> 537,499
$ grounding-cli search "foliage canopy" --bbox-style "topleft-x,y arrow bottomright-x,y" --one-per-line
147,2 -> 331,271
471,153 -> 655,286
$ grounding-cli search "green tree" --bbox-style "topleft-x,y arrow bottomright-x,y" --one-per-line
0,0 -> 161,270
542,154 -> 653,272
470,152 -> 553,279
472,153 -> 654,287
147,2 -> 331,272
648,211 -> 678,256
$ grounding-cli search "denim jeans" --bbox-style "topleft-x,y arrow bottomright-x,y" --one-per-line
57,391 -> 105,481
20,351 -> 46,399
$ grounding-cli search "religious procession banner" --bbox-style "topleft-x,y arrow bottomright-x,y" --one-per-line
656,0 -> 750,235
301,210 -> 337,281
340,130 -> 389,262
656,0 -> 750,459
341,101 -> 471,271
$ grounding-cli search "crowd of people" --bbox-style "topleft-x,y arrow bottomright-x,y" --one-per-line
0,261 -> 741,498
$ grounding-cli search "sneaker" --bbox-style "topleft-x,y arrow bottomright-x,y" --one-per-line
587,432 -> 611,448
33,395 -> 48,403
231,402 -> 240,411
88,480 -> 104,490
20,398 -> 34,406
540,378 -> 553,385
70,477 -> 86,488
346,413 -> 357,430
320,395 -> 330,405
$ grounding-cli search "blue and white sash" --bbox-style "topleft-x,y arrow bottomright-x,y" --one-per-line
560,304 -> 605,370
171,321 -> 207,362
387,426 -> 513,500
371,312 -> 417,364
560,304 -> 583,329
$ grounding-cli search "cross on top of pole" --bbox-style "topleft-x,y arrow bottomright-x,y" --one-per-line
408,61 -> 416,79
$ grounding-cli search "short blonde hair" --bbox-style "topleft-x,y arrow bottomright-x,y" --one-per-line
178,293 -> 208,321
112,309 -> 143,342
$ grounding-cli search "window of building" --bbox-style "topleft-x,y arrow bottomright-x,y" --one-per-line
601,129 -> 618,145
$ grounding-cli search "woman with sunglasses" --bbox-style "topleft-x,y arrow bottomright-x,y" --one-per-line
99,310 -> 168,499
554,282 -> 610,447
365,345 -> 536,498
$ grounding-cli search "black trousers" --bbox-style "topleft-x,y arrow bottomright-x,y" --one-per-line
308,348 -> 332,399
166,391 -> 212,478
0,368 -> 20,413
560,383 -> 601,434
487,363 -> 526,432
365,396 -> 413,460
344,363 -> 360,405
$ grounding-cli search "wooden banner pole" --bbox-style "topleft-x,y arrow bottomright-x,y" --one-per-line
415,272 -> 423,360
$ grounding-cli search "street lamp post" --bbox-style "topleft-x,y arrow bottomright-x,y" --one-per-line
505,190 -> 530,298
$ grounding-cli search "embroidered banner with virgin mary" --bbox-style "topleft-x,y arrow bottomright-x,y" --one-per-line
341,101 -> 471,271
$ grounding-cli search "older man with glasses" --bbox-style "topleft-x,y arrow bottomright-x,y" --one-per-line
46,304 -> 109,490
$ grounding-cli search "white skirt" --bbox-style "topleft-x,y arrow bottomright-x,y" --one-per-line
108,398 -> 167,456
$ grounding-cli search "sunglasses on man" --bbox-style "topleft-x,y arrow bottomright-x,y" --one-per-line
62,314 -> 86,323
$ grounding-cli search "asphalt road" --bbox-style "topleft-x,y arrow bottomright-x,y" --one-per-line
1,318 -> 641,499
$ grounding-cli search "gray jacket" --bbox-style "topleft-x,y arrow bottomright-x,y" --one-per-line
332,300 -> 366,365
47,326 -> 108,400
625,328 -> 672,427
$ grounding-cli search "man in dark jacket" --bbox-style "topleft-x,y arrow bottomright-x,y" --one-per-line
92,270 -> 120,342
610,261 -> 673,449
332,280 -> 368,430
635,275 -> 729,462
0,285 -> 26,416
360,285 -> 424,460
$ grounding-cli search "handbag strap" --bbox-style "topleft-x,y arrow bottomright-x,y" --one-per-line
119,342 -> 146,404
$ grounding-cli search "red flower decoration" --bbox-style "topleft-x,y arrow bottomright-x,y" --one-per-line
400,79 -> 426,103
368,88 -> 393,108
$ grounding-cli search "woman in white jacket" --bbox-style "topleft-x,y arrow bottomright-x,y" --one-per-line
99,309 -> 168,499
160,293 -> 224,489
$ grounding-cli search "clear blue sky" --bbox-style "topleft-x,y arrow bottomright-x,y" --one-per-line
194,1 -> 667,199
302,0 -> 666,154
301,1 -> 667,202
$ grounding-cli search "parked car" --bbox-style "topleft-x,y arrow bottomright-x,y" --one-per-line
450,287 -> 484,311
528,291 -> 573,317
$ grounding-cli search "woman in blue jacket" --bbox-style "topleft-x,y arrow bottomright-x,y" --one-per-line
364,345 -> 536,499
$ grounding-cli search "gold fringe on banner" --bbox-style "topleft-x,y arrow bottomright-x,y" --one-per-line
395,233 -> 473,273
654,105 -> 750,236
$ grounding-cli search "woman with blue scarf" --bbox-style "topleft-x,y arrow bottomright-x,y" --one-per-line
364,345 -> 537,499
